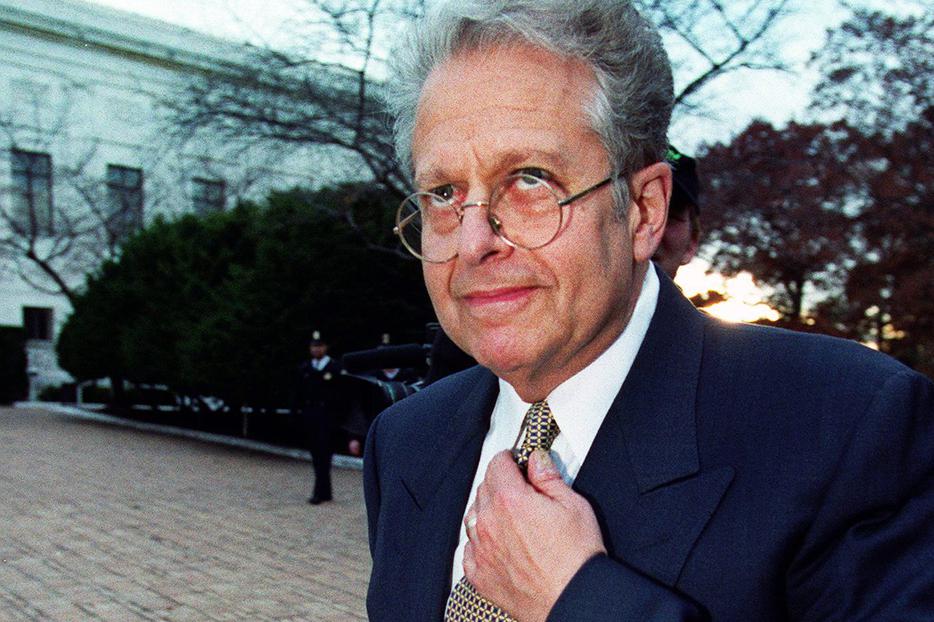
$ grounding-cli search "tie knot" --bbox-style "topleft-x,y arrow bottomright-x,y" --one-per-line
512,400 -> 559,468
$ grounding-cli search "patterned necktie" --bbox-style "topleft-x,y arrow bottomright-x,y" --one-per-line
444,400 -> 560,621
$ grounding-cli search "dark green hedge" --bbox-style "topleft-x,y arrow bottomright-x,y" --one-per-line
57,184 -> 434,410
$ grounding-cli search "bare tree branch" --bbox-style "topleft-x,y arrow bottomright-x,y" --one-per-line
637,0 -> 794,106
0,87 -> 146,303
163,0 -> 796,232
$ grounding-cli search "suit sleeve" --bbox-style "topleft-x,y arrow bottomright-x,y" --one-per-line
363,410 -> 382,556
786,370 -> 934,619
548,555 -> 709,621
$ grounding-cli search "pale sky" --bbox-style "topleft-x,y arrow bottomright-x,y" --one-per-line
85,0 -> 925,151
85,0 -> 853,153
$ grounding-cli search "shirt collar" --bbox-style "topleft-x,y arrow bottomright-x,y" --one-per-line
497,266 -> 659,462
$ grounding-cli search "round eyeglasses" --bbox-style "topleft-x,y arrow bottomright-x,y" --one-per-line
394,174 -> 613,263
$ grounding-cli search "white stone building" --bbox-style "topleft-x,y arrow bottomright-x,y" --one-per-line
0,0 -> 331,396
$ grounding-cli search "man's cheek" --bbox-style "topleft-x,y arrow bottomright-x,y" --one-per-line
427,291 -> 453,326
423,269 -> 446,310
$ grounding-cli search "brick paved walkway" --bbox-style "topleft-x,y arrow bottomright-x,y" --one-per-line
0,406 -> 370,621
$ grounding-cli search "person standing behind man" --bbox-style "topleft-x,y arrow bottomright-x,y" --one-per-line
293,331 -> 342,505
653,145 -> 701,279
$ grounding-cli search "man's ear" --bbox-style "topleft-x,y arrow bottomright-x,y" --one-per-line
627,161 -> 671,262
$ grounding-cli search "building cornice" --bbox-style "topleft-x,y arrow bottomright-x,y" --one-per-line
0,0 -> 251,76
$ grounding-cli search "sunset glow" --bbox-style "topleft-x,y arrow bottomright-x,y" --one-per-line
674,259 -> 781,324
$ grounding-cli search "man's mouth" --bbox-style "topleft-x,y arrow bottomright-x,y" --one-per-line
462,286 -> 537,309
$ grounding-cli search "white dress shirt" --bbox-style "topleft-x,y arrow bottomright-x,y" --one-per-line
449,267 -> 660,588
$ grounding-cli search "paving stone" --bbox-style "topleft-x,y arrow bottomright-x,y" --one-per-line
0,406 -> 369,621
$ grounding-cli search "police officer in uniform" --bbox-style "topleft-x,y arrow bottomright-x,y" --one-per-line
293,331 -> 342,505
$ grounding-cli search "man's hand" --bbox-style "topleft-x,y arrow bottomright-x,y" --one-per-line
463,449 -> 606,622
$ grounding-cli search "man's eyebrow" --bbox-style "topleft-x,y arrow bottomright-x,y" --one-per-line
496,148 -> 569,172
414,165 -> 451,189
415,148 -> 570,188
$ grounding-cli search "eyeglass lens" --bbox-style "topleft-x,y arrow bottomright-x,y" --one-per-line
396,175 -> 562,262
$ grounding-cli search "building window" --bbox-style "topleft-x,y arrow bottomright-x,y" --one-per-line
106,164 -> 143,239
23,307 -> 53,341
192,178 -> 225,214
11,149 -> 53,235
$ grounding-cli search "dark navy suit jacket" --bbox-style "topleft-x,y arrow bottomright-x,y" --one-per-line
364,270 -> 934,620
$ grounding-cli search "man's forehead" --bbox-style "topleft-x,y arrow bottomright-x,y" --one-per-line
413,45 -> 593,130
423,43 -> 589,93
411,45 -> 600,183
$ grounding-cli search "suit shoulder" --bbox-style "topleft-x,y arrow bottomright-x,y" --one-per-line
699,317 -> 932,440
369,365 -> 492,442
704,317 -> 915,386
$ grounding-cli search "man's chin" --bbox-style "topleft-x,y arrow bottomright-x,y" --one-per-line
444,319 -> 539,373
468,340 -> 530,378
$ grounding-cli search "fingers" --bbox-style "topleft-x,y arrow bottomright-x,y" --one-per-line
463,504 -> 479,580
485,448 -> 567,502
462,538 -> 476,578
462,449 -> 606,619
484,449 -> 529,491
526,449 -> 568,498
465,511 -> 479,543
472,451 -> 527,526
490,448 -> 521,471
465,453 -> 522,586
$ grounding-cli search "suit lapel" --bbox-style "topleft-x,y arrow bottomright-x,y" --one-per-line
398,368 -> 499,620
391,270 -> 734,613
575,270 -> 734,586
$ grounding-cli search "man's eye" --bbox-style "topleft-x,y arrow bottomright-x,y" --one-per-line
428,185 -> 455,201
510,168 -> 556,193
515,167 -> 552,181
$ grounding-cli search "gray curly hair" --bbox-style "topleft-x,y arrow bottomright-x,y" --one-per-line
384,0 -> 673,216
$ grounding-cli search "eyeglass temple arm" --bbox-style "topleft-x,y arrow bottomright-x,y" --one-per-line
393,210 -> 420,235
557,176 -> 614,206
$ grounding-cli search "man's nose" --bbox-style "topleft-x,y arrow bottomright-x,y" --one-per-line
456,201 -> 509,263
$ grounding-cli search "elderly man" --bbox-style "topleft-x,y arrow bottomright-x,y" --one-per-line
364,1 -> 934,621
